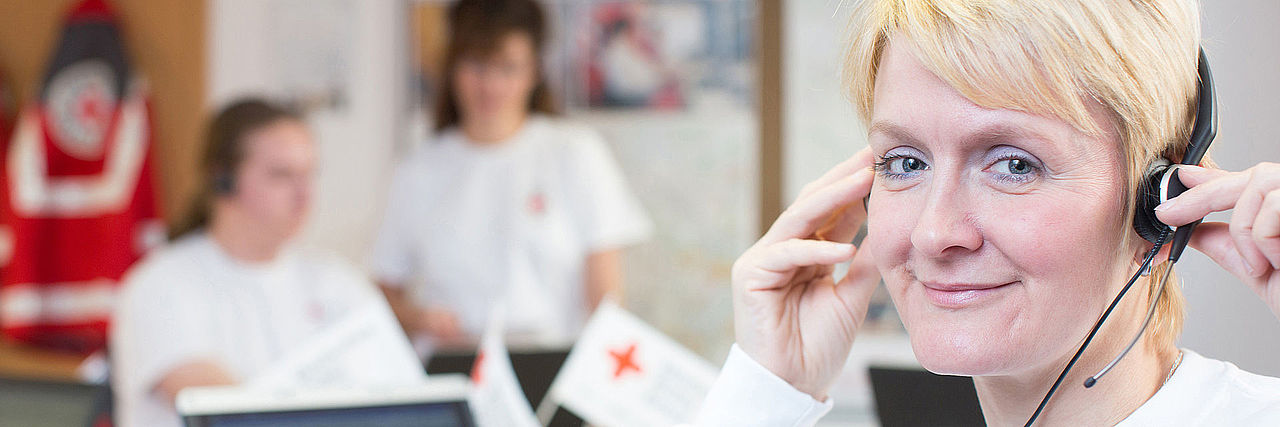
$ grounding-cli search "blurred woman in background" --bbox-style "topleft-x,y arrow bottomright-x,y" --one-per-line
111,100 -> 416,427
373,0 -> 650,348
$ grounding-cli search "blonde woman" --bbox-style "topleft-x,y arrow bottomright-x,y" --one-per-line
697,0 -> 1280,425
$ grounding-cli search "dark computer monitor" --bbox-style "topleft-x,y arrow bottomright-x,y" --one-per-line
425,348 -> 568,409
868,366 -> 985,427
426,347 -> 583,427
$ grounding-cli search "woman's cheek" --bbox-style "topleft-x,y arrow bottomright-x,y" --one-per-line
999,192 -> 1119,274
864,195 -> 911,268
865,192 -> 918,306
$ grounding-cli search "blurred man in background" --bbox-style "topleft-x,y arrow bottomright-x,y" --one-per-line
111,99 -> 418,427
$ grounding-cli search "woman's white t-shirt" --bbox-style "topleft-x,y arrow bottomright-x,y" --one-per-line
371,116 -> 651,342
694,345 -> 1280,426
110,233 -> 406,427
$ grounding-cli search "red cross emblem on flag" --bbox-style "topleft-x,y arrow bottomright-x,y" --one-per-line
76,83 -> 110,128
608,343 -> 642,380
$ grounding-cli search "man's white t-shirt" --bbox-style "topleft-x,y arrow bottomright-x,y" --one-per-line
110,232 -> 407,427
371,115 -> 651,342
694,345 -> 1280,426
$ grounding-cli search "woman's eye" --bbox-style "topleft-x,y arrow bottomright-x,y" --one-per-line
986,155 -> 1042,184
875,154 -> 929,177
998,158 -> 1034,175
900,157 -> 927,172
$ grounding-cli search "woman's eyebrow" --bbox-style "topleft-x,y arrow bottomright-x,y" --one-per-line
869,120 -> 1059,148
969,124 -> 1054,146
867,121 -> 922,146
965,123 -> 1078,159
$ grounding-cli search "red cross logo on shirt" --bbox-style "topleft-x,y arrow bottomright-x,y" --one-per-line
527,192 -> 546,216
608,343 -> 642,380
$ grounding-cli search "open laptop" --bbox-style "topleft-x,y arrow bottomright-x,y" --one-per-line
868,366 -> 985,427
177,374 -> 475,427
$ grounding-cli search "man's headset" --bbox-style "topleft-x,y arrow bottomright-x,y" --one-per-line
212,171 -> 236,195
1023,48 -> 1217,427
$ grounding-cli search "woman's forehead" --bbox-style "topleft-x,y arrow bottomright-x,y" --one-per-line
242,121 -> 314,164
458,31 -> 535,60
868,41 -> 1113,158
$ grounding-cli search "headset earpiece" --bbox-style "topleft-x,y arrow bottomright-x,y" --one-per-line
1131,48 -> 1216,252
212,171 -> 235,195
1133,159 -> 1173,243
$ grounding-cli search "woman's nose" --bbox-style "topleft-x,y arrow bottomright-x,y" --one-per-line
909,186 -> 983,257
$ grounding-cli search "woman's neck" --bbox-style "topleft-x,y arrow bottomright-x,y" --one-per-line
461,112 -> 528,144
974,296 -> 1179,426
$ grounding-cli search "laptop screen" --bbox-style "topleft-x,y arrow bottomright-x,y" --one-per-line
185,400 -> 473,427
178,375 -> 476,427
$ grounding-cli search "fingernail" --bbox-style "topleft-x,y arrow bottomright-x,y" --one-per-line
1155,200 -> 1177,212
1238,249 -> 1260,276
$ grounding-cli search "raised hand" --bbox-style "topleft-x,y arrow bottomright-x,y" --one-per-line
1155,163 -> 1280,320
730,147 -> 882,400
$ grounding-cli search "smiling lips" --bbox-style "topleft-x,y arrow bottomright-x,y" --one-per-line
921,281 -> 1016,308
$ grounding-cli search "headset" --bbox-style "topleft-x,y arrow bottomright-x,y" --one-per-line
212,170 -> 236,195
1023,48 -> 1217,426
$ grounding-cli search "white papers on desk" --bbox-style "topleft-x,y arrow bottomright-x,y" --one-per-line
247,300 -> 427,391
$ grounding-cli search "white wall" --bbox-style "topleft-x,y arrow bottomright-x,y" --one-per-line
1177,1 -> 1280,376
206,0 -> 407,269
784,0 -> 862,203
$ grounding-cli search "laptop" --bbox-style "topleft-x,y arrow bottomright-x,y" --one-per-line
867,366 -> 985,427
177,374 -> 475,427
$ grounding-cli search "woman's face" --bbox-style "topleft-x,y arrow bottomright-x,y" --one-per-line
227,119 -> 315,241
863,41 -> 1140,376
452,32 -> 538,125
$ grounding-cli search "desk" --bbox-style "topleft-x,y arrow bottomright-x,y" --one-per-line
0,338 -> 86,382
0,340 -> 108,427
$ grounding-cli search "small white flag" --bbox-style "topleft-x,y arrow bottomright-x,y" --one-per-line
469,306 -> 540,427
540,300 -> 717,426
247,301 -> 426,391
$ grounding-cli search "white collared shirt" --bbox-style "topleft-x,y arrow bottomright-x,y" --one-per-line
694,345 -> 1280,426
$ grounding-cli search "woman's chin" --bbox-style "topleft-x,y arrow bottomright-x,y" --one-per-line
908,329 -> 1015,376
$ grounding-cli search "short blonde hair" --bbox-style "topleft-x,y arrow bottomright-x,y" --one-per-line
844,0 -> 1204,350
